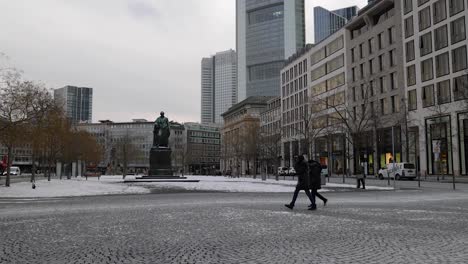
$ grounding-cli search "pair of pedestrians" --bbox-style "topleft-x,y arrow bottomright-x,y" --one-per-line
284,155 -> 327,211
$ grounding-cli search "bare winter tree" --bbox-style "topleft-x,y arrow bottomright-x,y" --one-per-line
113,132 -> 141,179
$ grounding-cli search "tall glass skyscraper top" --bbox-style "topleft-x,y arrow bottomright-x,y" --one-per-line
314,6 -> 358,43
236,0 -> 305,101
54,86 -> 93,124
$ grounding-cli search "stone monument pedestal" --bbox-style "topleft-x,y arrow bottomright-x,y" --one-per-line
149,147 -> 173,176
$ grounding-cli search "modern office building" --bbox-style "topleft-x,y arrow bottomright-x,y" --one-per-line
314,6 -> 358,43
200,50 -> 238,124
236,0 -> 305,100
401,0 -> 468,176
54,86 -> 93,124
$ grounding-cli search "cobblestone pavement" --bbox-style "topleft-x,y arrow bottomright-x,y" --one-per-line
1,189 -> 468,263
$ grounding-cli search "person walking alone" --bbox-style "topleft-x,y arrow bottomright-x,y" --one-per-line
308,159 -> 328,209
357,165 -> 366,189
285,155 -> 315,210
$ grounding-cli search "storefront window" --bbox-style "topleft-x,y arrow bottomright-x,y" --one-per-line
458,113 -> 468,175
426,116 -> 452,175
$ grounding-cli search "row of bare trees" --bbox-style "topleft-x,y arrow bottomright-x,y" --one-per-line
1,57 -> 102,186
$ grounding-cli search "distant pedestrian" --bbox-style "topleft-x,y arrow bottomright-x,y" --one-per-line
357,166 -> 366,189
285,155 -> 315,210
308,159 -> 327,209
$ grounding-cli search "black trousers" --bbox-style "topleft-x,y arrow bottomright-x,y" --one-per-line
311,188 -> 327,202
357,178 -> 365,189
290,187 -> 314,206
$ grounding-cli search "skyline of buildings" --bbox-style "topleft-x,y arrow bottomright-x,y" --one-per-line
236,0 -> 306,101
313,6 -> 358,43
54,85 -> 93,124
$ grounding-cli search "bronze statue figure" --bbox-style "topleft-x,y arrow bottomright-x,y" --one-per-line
153,111 -> 170,148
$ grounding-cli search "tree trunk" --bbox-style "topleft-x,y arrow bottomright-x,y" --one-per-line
31,153 -> 36,183
47,160 -> 51,181
5,147 -> 12,187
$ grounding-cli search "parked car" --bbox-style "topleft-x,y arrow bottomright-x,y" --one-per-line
2,166 -> 21,176
288,167 -> 296,176
278,167 -> 289,176
378,162 -> 416,180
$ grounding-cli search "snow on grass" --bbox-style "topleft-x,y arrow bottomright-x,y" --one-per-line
0,175 -> 393,198
129,175 -> 394,193
0,177 -> 149,198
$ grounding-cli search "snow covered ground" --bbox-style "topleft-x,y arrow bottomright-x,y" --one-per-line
0,175 -> 392,198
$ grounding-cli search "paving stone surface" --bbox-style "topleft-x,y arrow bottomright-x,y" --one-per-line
1,189 -> 468,263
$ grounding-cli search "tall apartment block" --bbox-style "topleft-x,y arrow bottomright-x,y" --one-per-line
236,0 -> 305,100
54,85 -> 93,124
200,49 -> 237,124
314,6 -> 358,43
345,0 -> 405,175
401,0 -> 468,176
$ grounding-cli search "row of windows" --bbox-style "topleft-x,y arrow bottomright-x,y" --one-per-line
404,0 -> 465,20
408,75 -> 468,110
350,73 -> 399,102
407,45 -> 467,85
311,55 -> 344,81
281,74 -> 308,97
311,73 -> 345,96
351,50 -> 397,82
282,59 -> 307,84
310,36 -> 344,66
351,27 -> 396,63
282,90 -> 308,112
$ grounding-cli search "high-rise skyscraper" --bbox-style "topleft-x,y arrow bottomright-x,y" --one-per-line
314,6 -> 358,43
54,85 -> 93,124
236,0 -> 305,101
200,50 -> 237,124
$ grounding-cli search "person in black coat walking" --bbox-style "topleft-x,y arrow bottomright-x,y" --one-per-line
285,155 -> 315,210
308,160 -> 328,210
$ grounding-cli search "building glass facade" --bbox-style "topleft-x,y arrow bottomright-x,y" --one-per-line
237,0 -> 305,101
314,6 -> 358,43
54,86 -> 93,124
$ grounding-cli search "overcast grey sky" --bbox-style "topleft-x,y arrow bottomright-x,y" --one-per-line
0,0 -> 366,123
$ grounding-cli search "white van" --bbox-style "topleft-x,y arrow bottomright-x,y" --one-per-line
378,163 -> 416,180
2,166 -> 21,176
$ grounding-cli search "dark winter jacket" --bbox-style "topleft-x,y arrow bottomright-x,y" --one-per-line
308,160 -> 322,189
294,159 -> 309,190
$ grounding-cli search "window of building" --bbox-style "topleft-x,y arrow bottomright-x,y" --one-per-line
304,74 -> 308,87
352,67 -> 356,82
421,58 -> 434,82
433,0 -> 447,24
303,59 -> 307,72
294,65 -> 298,77
452,45 -> 468,72
391,95 -> 400,113
299,63 -> 302,75
434,25 -> 449,50
449,0 -> 464,16
407,65 -> 416,86
352,86 -> 356,102
370,80 -> 375,96
435,52 -> 450,77
361,84 -> 365,99
453,74 -> 468,100
451,17 -> 466,44
389,49 -> 396,66
326,36 -> 344,55
378,33 -> 383,49
419,6 -> 431,31
406,40 -> 415,62
390,72 -> 397,90
404,0 -> 413,14
422,84 -> 435,107
359,43 -> 364,59
368,38 -> 374,54
380,98 -> 387,115
388,27 -> 395,44
408,90 -> 417,110
380,76 -> 386,93
437,80 -> 451,104
248,4 -> 283,24
418,0 -> 430,6
248,62 -> 284,81
420,32 -> 433,56
311,64 -> 326,81
327,73 -> 345,90
360,63 -> 365,78
311,81 -> 327,96
405,16 -> 414,38
326,54 -> 344,73
351,48 -> 355,62
369,59 -> 374,74
379,54 -> 384,71
310,48 -> 326,66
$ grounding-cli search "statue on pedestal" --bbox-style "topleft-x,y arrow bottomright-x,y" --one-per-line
153,111 -> 170,148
